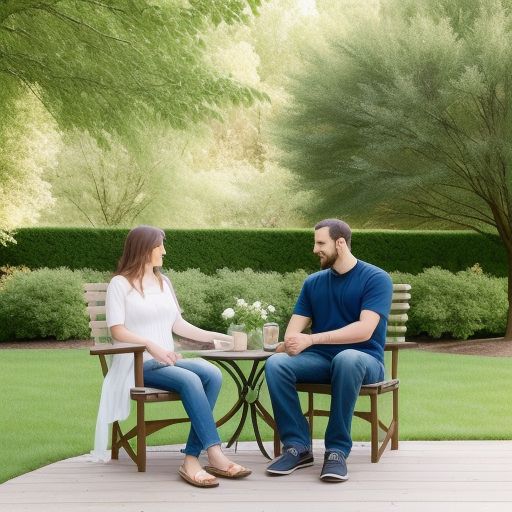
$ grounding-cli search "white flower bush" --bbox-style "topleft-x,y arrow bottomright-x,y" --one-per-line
221,298 -> 276,332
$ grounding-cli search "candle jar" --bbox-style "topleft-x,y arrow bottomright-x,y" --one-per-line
263,322 -> 279,352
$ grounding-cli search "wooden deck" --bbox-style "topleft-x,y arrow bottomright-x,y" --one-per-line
1,440 -> 512,512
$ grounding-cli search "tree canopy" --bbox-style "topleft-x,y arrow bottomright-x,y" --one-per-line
0,0 -> 265,241
276,0 -> 512,337
0,0 -> 264,140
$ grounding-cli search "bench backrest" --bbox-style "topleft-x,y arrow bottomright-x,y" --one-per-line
84,283 -> 110,343
84,282 -> 411,344
387,283 -> 411,343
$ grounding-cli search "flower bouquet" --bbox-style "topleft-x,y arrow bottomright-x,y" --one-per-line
221,299 -> 276,349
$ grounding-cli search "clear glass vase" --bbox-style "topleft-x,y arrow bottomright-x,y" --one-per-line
247,328 -> 263,350
227,323 -> 245,336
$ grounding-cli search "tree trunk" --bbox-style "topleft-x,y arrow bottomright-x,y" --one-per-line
506,252 -> 512,340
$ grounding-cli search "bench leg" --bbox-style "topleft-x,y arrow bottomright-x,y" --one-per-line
370,394 -> 379,463
391,387 -> 399,450
136,401 -> 147,472
111,422 -> 119,460
307,392 -> 314,440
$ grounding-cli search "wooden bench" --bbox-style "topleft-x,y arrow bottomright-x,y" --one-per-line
274,283 -> 416,462
85,283 -> 190,472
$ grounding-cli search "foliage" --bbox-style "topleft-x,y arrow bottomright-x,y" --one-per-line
391,265 -> 508,339
35,0 -> 316,229
169,267 -> 306,335
0,227 -> 508,276
1,263 -> 507,343
166,269 -> 217,328
0,267 -> 89,341
276,0 -> 512,233
221,298 -> 276,332
0,264 -> 30,289
0,93 -> 59,243
0,0 -> 266,235
276,0 -> 512,336
0,0 -> 264,143
44,134 -> 163,227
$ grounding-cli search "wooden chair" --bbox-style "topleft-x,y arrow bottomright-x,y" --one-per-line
85,283 -> 190,472
274,283 -> 416,462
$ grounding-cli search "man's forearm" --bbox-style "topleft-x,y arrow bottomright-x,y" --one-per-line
311,321 -> 373,345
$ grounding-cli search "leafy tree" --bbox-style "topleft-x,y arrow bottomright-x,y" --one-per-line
42,0 -> 316,229
0,92 -> 59,244
0,0 -> 264,239
0,0 -> 263,138
44,133 -> 162,227
276,0 -> 512,339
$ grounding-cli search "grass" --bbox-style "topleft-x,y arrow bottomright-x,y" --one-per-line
0,348 -> 511,484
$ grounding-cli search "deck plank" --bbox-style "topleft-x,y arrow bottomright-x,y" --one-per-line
1,441 -> 512,511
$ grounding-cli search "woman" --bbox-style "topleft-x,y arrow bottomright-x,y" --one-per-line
99,225 -> 250,488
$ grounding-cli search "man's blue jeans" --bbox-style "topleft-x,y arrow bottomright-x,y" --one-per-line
143,358 -> 222,457
265,348 -> 384,457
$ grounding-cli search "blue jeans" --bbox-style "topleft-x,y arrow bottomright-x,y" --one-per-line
143,358 -> 222,457
265,348 -> 384,457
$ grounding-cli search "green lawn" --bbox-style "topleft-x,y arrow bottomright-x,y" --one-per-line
1,348 -> 511,484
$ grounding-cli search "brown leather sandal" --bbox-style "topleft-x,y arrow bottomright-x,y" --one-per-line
178,466 -> 219,488
203,463 -> 252,479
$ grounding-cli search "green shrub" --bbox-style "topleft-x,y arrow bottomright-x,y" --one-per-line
206,268 -> 307,333
391,265 -> 508,339
0,264 -> 31,290
167,269 -> 217,329
0,268 -> 89,342
0,265 -> 507,343
169,268 -> 307,335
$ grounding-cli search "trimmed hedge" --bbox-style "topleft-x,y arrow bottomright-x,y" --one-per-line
0,227 -> 508,276
0,266 -> 507,342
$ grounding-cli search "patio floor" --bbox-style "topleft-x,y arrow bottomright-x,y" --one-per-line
1,440 -> 512,512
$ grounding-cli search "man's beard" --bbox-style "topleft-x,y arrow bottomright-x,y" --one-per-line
319,252 -> 337,270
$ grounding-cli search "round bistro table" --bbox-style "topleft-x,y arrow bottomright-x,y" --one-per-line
201,349 -> 277,459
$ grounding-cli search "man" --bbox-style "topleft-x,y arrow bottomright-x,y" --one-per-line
265,219 -> 393,482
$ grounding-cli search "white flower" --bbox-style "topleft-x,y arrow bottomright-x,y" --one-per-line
268,305 -> 275,313
252,301 -> 262,309
261,311 -> 268,320
221,308 -> 235,320
236,298 -> 247,307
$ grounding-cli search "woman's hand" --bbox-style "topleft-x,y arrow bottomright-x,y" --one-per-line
147,343 -> 183,365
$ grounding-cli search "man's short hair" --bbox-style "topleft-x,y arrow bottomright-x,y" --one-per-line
314,219 -> 352,250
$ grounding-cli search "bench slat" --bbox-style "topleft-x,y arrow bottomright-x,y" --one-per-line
386,336 -> 406,342
85,291 -> 106,303
389,303 -> 410,311
91,327 -> 110,338
386,325 -> 406,334
392,292 -> 411,301
392,284 -> 411,291
84,283 -> 108,292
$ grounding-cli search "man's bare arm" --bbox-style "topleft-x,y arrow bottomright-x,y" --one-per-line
283,310 -> 381,355
275,314 -> 311,353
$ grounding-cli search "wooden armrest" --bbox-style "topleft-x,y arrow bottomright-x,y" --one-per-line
90,342 -> 146,356
384,341 -> 418,351
90,342 -> 146,386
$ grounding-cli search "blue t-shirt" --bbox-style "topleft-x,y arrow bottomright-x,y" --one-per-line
293,260 -> 393,364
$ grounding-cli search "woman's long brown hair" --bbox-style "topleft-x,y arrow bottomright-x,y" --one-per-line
115,225 -> 165,294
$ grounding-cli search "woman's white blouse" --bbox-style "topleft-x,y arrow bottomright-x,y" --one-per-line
92,275 -> 179,461
106,275 -> 179,362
